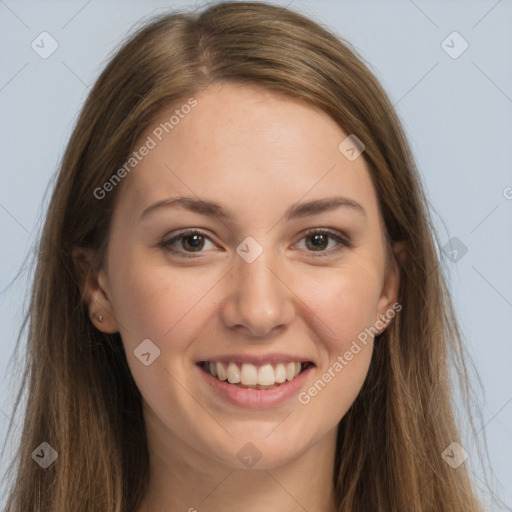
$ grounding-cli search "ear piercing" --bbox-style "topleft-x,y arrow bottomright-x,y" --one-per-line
93,313 -> 103,322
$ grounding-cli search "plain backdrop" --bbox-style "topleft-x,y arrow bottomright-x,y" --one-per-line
1,0 -> 511,509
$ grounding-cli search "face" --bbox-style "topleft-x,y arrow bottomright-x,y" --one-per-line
87,83 -> 400,469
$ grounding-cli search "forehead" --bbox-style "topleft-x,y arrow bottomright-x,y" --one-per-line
113,83 -> 380,225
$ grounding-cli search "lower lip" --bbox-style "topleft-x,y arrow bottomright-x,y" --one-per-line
197,363 -> 314,408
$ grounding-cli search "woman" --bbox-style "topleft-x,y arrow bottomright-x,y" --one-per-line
2,2 -> 490,510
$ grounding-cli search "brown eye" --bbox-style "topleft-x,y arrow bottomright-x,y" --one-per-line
160,230 -> 216,256
305,233 -> 329,251
181,234 -> 205,251
294,229 -> 351,257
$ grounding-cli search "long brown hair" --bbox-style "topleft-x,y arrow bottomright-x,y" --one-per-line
2,2 -> 492,510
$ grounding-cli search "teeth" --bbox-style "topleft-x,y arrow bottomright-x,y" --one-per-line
240,363 -> 258,385
275,363 -> 287,383
204,361 -> 308,387
227,362 -> 241,384
258,364 -> 275,386
216,362 -> 227,381
286,362 -> 296,381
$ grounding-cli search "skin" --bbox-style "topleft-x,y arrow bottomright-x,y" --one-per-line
80,83 -> 402,512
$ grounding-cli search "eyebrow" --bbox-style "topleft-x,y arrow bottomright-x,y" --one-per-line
139,195 -> 366,221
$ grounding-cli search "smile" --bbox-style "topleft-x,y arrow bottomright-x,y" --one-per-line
197,360 -> 314,390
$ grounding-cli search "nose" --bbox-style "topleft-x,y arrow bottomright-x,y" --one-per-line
219,252 -> 296,338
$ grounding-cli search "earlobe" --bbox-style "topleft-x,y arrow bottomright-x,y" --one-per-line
72,247 -> 119,334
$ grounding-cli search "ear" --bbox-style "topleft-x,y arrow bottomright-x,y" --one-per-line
375,240 -> 406,333
72,247 -> 119,334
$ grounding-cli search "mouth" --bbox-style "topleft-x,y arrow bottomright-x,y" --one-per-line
196,360 -> 315,391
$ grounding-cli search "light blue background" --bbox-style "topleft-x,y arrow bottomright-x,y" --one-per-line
1,0 -> 511,509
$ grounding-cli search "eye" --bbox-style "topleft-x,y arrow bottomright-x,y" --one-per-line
160,230 -> 217,257
294,229 -> 351,256
159,228 -> 351,258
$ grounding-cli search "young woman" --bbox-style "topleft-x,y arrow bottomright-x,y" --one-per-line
3,2 -> 490,510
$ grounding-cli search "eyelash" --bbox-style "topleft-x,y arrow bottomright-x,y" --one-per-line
159,228 -> 352,258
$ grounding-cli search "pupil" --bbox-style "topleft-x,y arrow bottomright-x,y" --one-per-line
183,235 -> 204,251
307,234 -> 327,250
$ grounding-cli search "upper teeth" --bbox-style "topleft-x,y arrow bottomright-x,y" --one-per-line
206,361 -> 303,386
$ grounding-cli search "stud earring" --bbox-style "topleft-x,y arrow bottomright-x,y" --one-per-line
93,313 -> 104,323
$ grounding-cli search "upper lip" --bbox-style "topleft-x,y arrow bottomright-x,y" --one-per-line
196,353 -> 315,366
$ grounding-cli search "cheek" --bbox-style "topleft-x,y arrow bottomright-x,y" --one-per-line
301,262 -> 383,349
295,270 -> 379,424
108,258 -> 223,407
109,253 -> 222,350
